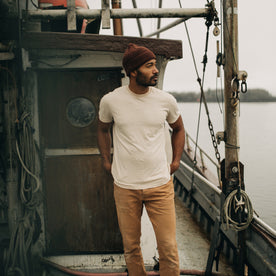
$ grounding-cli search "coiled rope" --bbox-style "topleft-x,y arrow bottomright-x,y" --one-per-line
4,110 -> 41,275
223,188 -> 254,231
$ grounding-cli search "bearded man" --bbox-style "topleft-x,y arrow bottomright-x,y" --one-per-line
97,43 -> 185,276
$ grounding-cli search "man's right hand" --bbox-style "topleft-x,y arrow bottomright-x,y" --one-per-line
102,159 -> 112,174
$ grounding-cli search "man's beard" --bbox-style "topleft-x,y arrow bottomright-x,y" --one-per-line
136,70 -> 158,87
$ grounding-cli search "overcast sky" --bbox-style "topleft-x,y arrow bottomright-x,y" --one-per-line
87,0 -> 276,95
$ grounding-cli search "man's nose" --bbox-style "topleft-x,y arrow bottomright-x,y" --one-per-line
153,66 -> 159,74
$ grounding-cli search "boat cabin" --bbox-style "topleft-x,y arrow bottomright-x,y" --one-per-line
20,30 -> 182,267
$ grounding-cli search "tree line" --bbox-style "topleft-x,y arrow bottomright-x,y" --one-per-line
169,88 -> 276,102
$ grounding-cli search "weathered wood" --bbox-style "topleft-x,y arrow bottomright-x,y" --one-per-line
38,69 -> 123,254
67,0 -> 77,32
101,0 -> 111,29
22,32 -> 183,59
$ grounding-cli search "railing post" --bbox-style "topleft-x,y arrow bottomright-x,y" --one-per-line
67,0 -> 77,31
101,0 -> 111,29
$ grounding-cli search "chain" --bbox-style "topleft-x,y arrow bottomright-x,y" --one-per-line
198,78 -> 221,164
208,118 -> 221,163
199,2 -> 221,165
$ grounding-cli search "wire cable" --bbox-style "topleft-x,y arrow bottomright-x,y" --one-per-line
178,0 -> 222,188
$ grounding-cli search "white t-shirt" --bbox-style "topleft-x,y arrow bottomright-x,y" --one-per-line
99,85 -> 180,190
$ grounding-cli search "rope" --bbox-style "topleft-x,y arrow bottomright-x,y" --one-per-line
4,110 -> 41,274
16,112 -> 41,207
223,188 -> 254,231
4,210 -> 38,276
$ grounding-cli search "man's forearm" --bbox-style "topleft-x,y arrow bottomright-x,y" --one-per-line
97,121 -> 112,172
170,116 -> 185,174
171,128 -> 185,164
98,132 -> 111,162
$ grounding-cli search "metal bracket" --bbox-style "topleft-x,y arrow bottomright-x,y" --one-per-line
101,0 -> 111,29
67,0 -> 77,32
237,70 -> 248,81
216,131 -> 225,144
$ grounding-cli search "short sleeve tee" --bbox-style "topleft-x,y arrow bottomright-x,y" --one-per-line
99,86 -> 180,189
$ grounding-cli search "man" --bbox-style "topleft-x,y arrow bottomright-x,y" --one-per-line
97,43 -> 185,276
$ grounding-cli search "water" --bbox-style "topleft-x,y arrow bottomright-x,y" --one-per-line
178,102 -> 276,229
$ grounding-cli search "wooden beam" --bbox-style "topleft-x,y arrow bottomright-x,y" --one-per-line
22,32 -> 183,60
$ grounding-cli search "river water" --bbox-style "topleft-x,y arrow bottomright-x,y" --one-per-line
178,102 -> 276,229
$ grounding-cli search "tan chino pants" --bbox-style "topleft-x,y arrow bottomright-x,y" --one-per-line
114,179 -> 180,276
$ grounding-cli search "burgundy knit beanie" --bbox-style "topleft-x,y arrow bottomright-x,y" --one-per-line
122,43 -> 156,76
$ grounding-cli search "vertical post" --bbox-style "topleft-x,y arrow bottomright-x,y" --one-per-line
111,0 -> 123,35
101,0 -> 111,29
67,0 -> 77,32
223,0 -> 239,181
223,1 -> 245,274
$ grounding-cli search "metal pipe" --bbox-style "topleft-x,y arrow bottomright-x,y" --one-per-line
131,0 -> 143,37
111,8 -> 208,18
145,18 -> 189,37
26,8 -> 209,20
112,0 -> 123,35
156,0 -> 163,38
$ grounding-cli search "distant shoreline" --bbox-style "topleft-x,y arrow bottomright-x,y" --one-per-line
169,88 -> 276,102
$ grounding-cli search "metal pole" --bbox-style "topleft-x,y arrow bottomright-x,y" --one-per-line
26,8 -> 209,20
132,0 -> 143,37
157,0 -> 163,38
112,0 -> 123,35
145,17 -> 189,38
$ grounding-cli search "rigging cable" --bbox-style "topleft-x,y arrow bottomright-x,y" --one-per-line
179,6 -> 202,193
214,1 -> 224,117
178,0 -> 221,193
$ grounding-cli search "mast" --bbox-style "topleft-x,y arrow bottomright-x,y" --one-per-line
223,0 -> 240,187
222,0 -> 247,274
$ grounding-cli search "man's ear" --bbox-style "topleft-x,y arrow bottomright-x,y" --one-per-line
130,70 -> 137,78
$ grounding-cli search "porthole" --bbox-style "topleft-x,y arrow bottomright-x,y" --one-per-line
66,97 -> 96,128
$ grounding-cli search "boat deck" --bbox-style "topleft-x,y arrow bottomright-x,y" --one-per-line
140,198 -> 237,275
46,197 -> 237,275
174,199 -> 237,275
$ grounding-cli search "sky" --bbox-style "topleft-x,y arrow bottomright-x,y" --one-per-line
87,0 -> 276,95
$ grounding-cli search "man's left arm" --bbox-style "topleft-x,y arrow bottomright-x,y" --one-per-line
169,115 -> 185,174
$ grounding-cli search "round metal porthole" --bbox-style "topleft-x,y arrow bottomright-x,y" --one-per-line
66,97 -> 96,128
